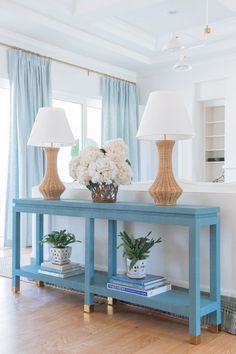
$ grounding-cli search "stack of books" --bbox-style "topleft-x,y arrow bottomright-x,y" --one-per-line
107,274 -> 171,297
38,261 -> 84,278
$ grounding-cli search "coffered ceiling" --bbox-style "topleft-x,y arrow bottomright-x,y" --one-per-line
0,0 -> 236,76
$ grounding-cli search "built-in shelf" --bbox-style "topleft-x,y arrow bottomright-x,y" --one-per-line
206,120 -> 224,124
206,135 -> 224,138
204,104 -> 225,182
205,161 -> 224,164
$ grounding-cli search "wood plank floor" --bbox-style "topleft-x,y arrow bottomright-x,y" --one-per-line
0,277 -> 235,354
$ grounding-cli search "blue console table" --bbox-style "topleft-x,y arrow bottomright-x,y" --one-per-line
12,198 -> 221,344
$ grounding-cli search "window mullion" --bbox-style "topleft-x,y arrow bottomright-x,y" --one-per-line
82,104 -> 87,149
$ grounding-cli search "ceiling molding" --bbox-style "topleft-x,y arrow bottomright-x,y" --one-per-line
0,0 -> 151,64
0,28 -> 137,81
2,0 -> 236,75
73,0 -> 165,19
217,0 -> 236,13
139,46 -> 236,78
96,17 -> 157,51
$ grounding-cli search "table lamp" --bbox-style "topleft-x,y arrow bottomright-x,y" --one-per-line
136,91 -> 194,205
28,107 -> 75,200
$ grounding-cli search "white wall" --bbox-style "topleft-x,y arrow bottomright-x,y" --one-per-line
137,57 -> 236,182
52,61 -> 100,101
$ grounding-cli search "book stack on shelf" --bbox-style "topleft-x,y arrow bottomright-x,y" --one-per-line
38,261 -> 84,278
107,274 -> 171,297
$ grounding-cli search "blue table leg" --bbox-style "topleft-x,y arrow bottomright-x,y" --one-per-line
209,221 -> 221,332
36,214 -> 44,265
189,222 -> 201,344
108,220 -> 117,278
84,218 -> 95,313
12,208 -> 20,293
36,214 -> 44,287
108,220 -> 117,306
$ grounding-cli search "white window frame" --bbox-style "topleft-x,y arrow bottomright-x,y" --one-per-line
53,90 -> 102,149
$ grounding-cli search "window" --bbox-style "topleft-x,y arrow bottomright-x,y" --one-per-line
0,88 -> 10,241
53,98 -> 102,182
87,106 -> 102,147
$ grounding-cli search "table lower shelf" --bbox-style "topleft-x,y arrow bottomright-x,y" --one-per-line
15,265 -> 217,318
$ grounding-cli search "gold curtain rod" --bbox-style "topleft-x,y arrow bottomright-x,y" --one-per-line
0,41 -> 136,85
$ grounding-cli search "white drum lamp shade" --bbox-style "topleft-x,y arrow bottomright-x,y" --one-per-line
28,107 -> 75,200
136,91 -> 194,205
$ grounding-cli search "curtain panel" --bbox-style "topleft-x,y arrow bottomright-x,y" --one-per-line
4,49 -> 51,246
101,77 -> 140,181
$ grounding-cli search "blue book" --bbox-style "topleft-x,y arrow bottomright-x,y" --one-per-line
110,278 -> 167,290
111,274 -> 165,287
107,282 -> 171,297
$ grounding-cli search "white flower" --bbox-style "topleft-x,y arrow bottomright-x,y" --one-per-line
103,138 -> 128,159
79,146 -> 104,166
76,165 -> 90,185
115,161 -> 132,185
89,157 -> 118,184
68,139 -> 132,187
69,158 -> 81,180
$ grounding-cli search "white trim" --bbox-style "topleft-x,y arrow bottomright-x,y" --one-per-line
82,104 -> 88,149
97,17 -> 157,51
0,78 -> 9,90
53,90 -> 86,106
0,28 -> 137,82
223,166 -> 236,169
0,1 -> 149,64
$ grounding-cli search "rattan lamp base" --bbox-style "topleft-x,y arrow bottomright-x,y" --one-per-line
39,147 -> 65,200
149,140 -> 182,205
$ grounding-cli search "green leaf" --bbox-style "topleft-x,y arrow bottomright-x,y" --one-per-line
86,181 -> 98,192
117,231 -> 162,265
40,229 -> 81,248
100,148 -> 106,154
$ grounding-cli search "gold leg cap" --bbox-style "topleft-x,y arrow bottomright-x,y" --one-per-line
210,324 -> 221,333
107,297 -> 117,306
189,335 -> 201,345
36,281 -> 45,287
12,286 -> 20,293
84,304 -> 94,313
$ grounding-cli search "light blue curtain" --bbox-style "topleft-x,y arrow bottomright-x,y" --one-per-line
4,49 -> 51,247
101,77 -> 140,180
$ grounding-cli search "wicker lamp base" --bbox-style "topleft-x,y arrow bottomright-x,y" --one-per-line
39,147 -> 65,200
149,140 -> 182,205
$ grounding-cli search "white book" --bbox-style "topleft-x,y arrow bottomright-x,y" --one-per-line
38,268 -> 84,278
41,261 -> 82,272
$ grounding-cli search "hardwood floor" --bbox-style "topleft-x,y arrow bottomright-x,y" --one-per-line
0,277 -> 235,354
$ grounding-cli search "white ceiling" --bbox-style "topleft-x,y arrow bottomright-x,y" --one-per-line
0,0 -> 236,76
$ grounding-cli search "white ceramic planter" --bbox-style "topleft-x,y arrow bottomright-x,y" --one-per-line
50,246 -> 72,265
127,259 -> 147,279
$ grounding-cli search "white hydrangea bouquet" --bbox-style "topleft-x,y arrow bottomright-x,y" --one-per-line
69,138 -> 132,202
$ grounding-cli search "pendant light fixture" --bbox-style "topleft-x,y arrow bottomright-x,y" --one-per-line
173,51 -> 192,72
162,33 -> 183,53
204,0 -> 211,37
162,0 -> 211,72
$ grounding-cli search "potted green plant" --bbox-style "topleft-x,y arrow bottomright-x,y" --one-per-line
118,231 -> 162,279
41,229 -> 81,265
